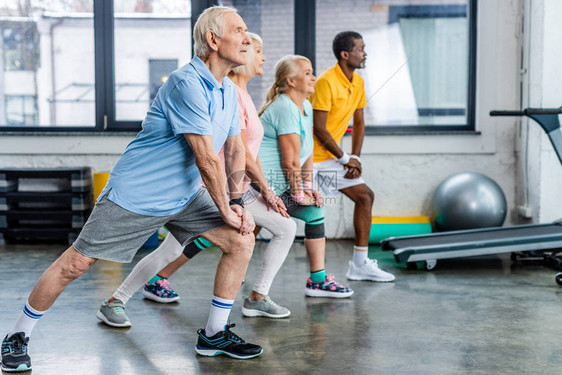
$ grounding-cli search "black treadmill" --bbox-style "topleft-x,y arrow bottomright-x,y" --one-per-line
381,107 -> 562,271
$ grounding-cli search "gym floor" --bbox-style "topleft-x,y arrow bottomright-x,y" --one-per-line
1,239 -> 561,374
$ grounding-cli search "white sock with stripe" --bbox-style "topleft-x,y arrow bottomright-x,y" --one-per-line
353,245 -> 369,266
205,296 -> 234,337
10,301 -> 46,337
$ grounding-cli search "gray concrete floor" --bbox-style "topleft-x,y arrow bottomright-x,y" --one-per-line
1,239 -> 562,375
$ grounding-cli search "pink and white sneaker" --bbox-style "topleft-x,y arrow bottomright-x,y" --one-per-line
142,278 -> 180,303
305,274 -> 354,298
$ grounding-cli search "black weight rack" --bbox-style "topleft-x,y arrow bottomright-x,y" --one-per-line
0,167 -> 93,245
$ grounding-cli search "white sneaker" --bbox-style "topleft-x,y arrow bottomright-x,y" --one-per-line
346,259 -> 395,282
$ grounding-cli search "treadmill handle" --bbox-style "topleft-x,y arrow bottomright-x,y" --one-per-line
490,107 -> 562,116
490,110 -> 524,116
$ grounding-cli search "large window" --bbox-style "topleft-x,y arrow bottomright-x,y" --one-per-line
316,0 -> 476,131
0,0 -> 475,132
0,2 -> 96,128
0,0 -> 190,131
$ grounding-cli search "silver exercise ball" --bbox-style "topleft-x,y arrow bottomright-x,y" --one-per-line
430,172 -> 507,231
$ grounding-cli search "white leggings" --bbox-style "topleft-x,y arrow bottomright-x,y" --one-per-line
113,192 -> 297,303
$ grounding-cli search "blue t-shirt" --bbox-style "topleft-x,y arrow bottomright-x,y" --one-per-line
100,56 -> 240,216
258,94 -> 314,195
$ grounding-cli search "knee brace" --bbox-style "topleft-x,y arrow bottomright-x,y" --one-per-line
182,237 -> 211,258
304,222 -> 325,239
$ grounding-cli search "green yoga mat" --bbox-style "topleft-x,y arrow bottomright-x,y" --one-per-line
369,216 -> 432,244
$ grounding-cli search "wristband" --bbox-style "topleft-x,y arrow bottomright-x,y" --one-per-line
337,152 -> 350,165
229,198 -> 244,208
291,191 -> 305,203
302,181 -> 313,190
349,154 -> 361,163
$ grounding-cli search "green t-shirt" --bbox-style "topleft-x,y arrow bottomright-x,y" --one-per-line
258,94 -> 314,195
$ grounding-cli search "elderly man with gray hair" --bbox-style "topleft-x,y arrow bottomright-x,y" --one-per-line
1,6 -> 262,372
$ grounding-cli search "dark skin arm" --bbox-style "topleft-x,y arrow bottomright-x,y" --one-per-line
313,109 -> 344,159
345,108 -> 365,179
312,109 -> 362,179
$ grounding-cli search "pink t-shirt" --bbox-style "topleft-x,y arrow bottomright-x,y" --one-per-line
218,83 -> 265,193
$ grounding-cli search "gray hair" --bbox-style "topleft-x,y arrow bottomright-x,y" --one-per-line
231,32 -> 263,77
193,5 -> 238,58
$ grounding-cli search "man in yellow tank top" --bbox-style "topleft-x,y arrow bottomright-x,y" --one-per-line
310,31 -> 395,283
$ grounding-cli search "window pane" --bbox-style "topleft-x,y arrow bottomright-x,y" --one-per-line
316,1 -> 470,127
6,95 -> 38,125
398,17 -> 468,125
0,1 -> 95,127
114,1 -> 191,121
235,0 -> 295,109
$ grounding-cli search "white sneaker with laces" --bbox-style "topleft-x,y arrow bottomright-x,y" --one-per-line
346,259 -> 395,282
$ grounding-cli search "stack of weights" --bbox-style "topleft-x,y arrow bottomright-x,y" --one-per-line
0,168 -> 93,245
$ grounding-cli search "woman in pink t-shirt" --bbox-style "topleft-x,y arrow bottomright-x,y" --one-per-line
97,33 -> 298,328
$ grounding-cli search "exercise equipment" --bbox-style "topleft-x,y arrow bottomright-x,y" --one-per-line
381,106 -> 562,274
369,216 -> 431,244
0,167 -> 93,245
431,172 -> 507,231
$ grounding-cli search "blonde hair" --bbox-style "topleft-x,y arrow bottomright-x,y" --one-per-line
193,6 -> 238,58
259,55 -> 311,116
231,32 -> 263,77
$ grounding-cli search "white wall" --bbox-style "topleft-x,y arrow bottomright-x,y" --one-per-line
520,0 -> 562,223
0,0 -> 529,239
323,0 -> 522,237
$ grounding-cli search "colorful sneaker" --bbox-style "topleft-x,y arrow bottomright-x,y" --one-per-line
142,278 -> 180,303
241,296 -> 291,318
1,332 -> 31,372
96,299 -> 131,328
305,274 -> 354,298
346,259 -> 395,282
195,324 -> 263,359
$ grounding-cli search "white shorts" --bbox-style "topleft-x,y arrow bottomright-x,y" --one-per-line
313,158 -> 366,196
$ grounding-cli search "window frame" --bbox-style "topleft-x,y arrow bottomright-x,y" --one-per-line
0,0 -> 477,134
377,3 -> 477,132
301,0 -> 477,134
0,0 -> 194,133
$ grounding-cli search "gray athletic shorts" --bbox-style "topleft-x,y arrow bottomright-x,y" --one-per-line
73,188 -> 225,263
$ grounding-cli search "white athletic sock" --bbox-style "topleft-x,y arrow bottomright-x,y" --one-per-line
10,301 -> 46,337
205,296 -> 234,337
353,245 -> 369,266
